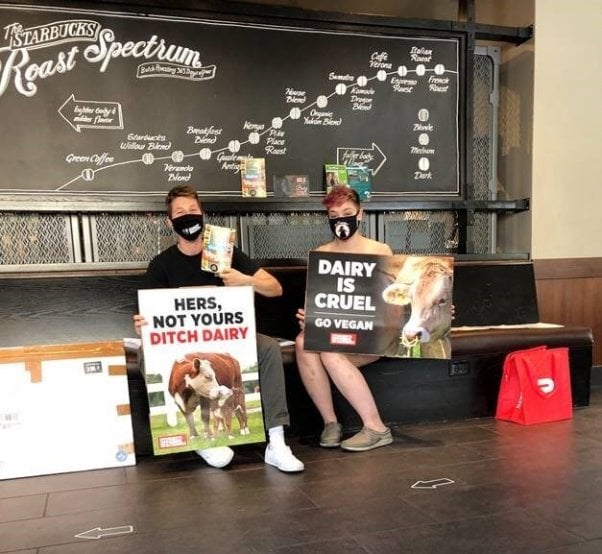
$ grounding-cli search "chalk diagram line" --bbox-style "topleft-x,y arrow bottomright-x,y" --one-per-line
55,63 -> 457,191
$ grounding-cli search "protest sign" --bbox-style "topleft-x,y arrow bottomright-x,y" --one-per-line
303,252 -> 454,359
137,286 -> 265,455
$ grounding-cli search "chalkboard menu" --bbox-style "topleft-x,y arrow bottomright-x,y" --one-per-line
0,5 -> 460,200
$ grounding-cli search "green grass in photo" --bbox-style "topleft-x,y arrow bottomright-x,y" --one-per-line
150,405 -> 265,455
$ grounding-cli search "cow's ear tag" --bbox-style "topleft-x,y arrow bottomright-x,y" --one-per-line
398,291 -> 412,303
382,287 -> 411,306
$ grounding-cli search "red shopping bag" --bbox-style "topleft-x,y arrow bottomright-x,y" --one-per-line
495,345 -> 572,425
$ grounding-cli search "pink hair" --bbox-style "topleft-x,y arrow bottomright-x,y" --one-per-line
322,185 -> 360,210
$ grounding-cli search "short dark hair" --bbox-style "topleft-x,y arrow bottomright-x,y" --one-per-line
165,185 -> 201,217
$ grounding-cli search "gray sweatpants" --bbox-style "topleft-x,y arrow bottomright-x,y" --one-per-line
256,333 -> 290,430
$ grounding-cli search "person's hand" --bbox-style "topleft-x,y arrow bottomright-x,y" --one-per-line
133,314 -> 147,336
296,308 -> 305,330
219,267 -> 252,287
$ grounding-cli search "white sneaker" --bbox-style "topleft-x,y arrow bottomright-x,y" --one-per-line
264,443 -> 304,473
196,446 -> 234,468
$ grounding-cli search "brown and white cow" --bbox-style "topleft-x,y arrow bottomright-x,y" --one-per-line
168,352 -> 249,439
382,256 -> 453,359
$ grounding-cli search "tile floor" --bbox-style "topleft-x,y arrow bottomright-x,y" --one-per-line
2,387 -> 602,554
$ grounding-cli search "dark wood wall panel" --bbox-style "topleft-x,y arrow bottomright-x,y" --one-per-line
534,258 -> 602,365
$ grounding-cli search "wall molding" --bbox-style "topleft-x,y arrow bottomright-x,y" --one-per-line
534,257 -> 602,280
534,256 -> 602,365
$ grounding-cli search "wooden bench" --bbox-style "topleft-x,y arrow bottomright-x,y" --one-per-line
0,260 -> 593,449
255,262 -> 593,437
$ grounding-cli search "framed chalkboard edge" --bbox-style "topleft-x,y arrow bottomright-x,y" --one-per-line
0,194 -> 529,214
11,0 -> 454,34
13,0 -> 531,44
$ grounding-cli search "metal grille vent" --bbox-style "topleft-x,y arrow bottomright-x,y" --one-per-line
383,211 -> 456,255
244,212 -> 368,260
472,48 -> 499,254
473,53 -> 494,202
0,213 -> 73,265
473,212 -> 493,254
91,213 -> 230,263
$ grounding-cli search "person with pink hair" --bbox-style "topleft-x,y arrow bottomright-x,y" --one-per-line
295,185 -> 393,452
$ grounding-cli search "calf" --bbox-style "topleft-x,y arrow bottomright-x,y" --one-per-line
206,384 -> 250,439
168,352 -> 249,439
382,256 -> 453,359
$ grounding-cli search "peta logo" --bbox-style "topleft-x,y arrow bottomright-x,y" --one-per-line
158,434 -> 187,449
330,333 -> 357,346
537,378 -> 555,394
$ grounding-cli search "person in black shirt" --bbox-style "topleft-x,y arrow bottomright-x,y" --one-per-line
134,184 -> 303,472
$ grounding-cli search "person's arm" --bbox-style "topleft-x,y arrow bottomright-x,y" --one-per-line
381,243 -> 394,256
251,267 -> 283,297
219,246 -> 283,297
219,267 -> 282,297
132,313 -> 146,335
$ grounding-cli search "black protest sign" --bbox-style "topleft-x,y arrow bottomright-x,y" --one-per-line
303,252 -> 402,355
303,252 -> 454,359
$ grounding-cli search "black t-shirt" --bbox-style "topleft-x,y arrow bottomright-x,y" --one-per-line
143,244 -> 260,289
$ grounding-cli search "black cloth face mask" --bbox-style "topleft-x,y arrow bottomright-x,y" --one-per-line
328,213 -> 359,241
171,213 -> 204,241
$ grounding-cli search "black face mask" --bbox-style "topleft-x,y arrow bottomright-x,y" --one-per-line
328,213 -> 359,241
171,213 -> 204,241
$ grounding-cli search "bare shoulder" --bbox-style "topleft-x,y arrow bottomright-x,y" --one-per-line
315,242 -> 336,253
364,237 -> 393,256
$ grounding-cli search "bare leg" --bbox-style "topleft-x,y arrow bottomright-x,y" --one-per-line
295,332 -> 338,424
320,352 -> 387,432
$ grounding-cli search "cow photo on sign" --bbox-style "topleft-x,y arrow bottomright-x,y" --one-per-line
137,286 -> 265,455
303,252 -> 454,359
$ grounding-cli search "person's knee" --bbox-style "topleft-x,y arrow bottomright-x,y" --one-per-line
257,333 -> 281,361
295,332 -> 305,353
320,351 -> 339,365
264,336 -> 280,357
